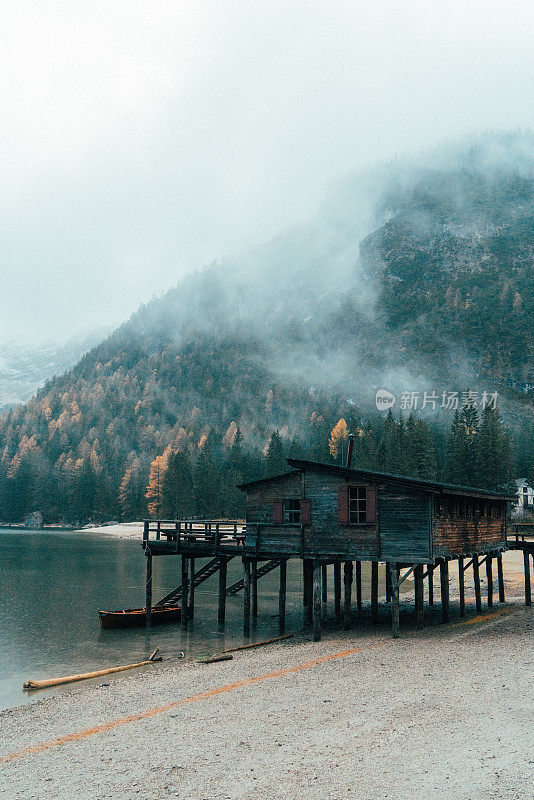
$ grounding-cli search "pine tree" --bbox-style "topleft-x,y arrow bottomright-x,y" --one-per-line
162,450 -> 194,518
194,438 -> 221,518
476,406 -> 513,490
264,431 -> 286,476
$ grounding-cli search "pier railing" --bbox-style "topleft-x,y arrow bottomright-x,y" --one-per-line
143,519 -> 246,549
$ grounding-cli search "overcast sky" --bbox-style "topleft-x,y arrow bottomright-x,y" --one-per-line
1,0 -> 533,343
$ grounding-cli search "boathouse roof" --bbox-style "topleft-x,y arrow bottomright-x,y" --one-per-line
238,458 -> 516,501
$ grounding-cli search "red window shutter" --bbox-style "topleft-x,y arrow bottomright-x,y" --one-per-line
301,500 -> 311,525
366,485 -> 377,524
338,487 -> 349,524
273,499 -> 283,525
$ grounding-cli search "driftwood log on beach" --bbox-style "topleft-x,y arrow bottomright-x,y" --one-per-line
23,648 -> 161,691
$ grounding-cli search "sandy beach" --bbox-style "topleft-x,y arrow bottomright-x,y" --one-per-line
1,550 -> 532,800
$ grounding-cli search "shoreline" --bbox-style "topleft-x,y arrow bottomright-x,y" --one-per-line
1,602 -> 532,799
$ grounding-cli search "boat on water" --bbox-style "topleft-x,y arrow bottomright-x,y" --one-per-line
98,604 -> 181,629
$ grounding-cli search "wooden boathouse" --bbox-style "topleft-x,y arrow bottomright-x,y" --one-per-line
142,457 -> 525,640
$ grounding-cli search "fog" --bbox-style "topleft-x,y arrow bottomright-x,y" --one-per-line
1,0 -> 533,342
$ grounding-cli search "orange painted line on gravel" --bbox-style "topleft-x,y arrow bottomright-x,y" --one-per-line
452,606 -> 514,627
0,642 -> 384,764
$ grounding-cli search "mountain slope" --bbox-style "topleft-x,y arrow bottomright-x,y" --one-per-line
0,132 -> 533,522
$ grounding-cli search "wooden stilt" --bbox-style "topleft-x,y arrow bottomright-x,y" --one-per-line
371,561 -> 379,624
497,552 -> 505,603
414,564 -> 423,627
303,560 -> 308,606
458,557 -> 465,617
391,564 -> 400,638
181,556 -> 189,629
218,556 -> 227,625
473,554 -> 482,613
343,561 -> 353,630
334,561 -> 341,619
279,559 -> 287,632
486,554 -> 493,608
251,560 -> 258,618
322,564 -> 328,603
427,563 -> 434,606
313,561 -> 322,641
356,560 -> 362,611
385,563 -> 392,603
305,560 -> 313,623
145,549 -> 152,627
440,559 -> 449,623
188,557 -> 195,620
243,558 -> 251,637
524,550 -> 532,607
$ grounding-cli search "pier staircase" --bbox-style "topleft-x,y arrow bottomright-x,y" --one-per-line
225,559 -> 282,595
155,556 -> 236,606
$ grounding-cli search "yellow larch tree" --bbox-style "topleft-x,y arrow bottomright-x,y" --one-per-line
329,418 -> 349,461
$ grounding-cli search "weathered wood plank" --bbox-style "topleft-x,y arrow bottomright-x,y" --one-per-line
458,556 -> 465,617
334,561 -> 341,618
313,561 -> 322,641
279,559 -> 287,632
473,554 -> 482,613
343,561 -> 353,631
414,564 -> 423,627
497,552 -> 505,603
145,549 -> 152,627
218,556 -> 227,625
440,560 -> 450,624
371,561 -> 379,624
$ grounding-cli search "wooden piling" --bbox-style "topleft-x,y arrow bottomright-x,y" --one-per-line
385,563 -> 392,603
473,554 -> 482,613
486,554 -> 493,608
279,559 -> 287,632
440,559 -> 450,623
322,564 -> 327,604
497,552 -> 505,603
391,564 -> 400,638
371,561 -> 379,624
218,556 -> 227,625
414,564 -> 423,627
524,550 -> 532,607
313,561 -> 322,641
355,560 -> 362,611
427,563 -> 434,606
343,560 -> 353,630
243,558 -> 251,637
181,555 -> 189,629
145,549 -> 152,627
334,561 -> 341,619
305,560 -> 313,623
251,559 -> 258,618
458,556 -> 465,617
188,557 -> 195,620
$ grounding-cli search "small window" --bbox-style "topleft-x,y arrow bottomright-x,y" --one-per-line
349,486 -> 367,524
283,499 -> 301,524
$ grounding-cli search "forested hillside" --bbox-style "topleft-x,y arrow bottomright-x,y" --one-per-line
1,133 -> 532,523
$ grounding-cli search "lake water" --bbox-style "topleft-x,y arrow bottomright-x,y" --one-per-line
0,528 -> 391,711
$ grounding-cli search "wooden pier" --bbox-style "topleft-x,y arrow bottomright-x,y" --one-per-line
140,460 -> 531,641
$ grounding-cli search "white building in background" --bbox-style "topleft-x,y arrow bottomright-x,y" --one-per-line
512,479 -> 534,517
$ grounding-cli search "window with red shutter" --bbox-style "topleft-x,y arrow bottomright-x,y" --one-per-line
273,499 -> 283,525
338,486 -> 349,524
366,485 -> 377,524
301,499 -> 311,525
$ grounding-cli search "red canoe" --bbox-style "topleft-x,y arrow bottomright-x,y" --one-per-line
98,604 -> 181,629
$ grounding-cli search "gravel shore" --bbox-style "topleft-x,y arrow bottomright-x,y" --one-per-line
1,562 -> 532,800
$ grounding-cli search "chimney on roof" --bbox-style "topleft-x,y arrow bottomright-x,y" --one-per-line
346,434 -> 355,468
